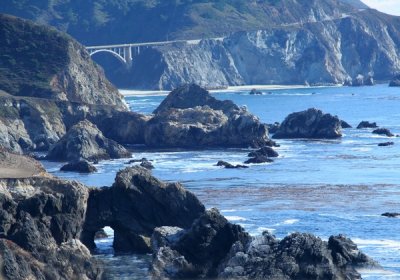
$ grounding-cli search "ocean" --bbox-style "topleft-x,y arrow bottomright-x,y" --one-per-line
42,84 -> 400,279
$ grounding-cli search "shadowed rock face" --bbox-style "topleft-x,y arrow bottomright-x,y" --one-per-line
389,74 -> 400,87
273,108 -> 342,139
145,84 -> 270,148
81,166 -> 205,253
0,177 -> 102,280
46,120 -> 131,162
151,210 -> 376,280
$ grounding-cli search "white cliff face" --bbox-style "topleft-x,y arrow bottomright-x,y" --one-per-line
131,9 -> 400,90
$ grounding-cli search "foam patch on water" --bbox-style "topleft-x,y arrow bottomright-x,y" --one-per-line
352,238 -> 400,250
283,219 -> 300,225
226,216 -> 247,222
254,227 -> 276,235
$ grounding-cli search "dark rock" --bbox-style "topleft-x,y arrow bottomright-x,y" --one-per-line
60,160 -> 97,173
244,155 -> 274,164
341,120 -> 352,128
46,120 -> 131,162
94,229 -> 108,239
0,177 -> 101,279
249,89 -> 262,95
267,122 -> 280,134
127,157 -> 151,164
372,128 -> 394,137
357,121 -> 378,129
389,74 -> 400,87
350,74 -> 374,87
273,108 -> 342,139
378,142 -> 394,147
216,161 -> 248,169
382,212 -> 400,218
144,85 -> 270,148
248,146 -> 279,158
81,166 -> 205,254
140,159 -> 154,170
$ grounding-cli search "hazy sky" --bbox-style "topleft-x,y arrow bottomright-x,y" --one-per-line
362,0 -> 400,16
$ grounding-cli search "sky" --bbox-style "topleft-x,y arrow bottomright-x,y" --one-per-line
361,0 -> 400,16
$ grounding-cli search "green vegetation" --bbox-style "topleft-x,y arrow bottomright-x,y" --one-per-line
0,14 -> 70,97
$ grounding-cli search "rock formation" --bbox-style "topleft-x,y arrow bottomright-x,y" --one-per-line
46,120 -> 131,162
60,160 -> 98,173
357,121 -> 378,129
372,128 -> 394,137
389,74 -> 400,87
216,161 -> 248,169
151,209 -> 376,280
273,108 -> 342,139
145,84 -> 270,148
81,166 -> 205,253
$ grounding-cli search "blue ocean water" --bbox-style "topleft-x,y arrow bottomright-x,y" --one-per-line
42,84 -> 400,279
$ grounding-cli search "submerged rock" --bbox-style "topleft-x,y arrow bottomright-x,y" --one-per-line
81,166 -> 205,253
46,120 -> 131,162
216,161 -> 248,169
357,121 -> 378,129
249,89 -> 262,95
151,209 -> 376,280
60,160 -> 97,173
372,128 -> 394,137
145,84 -> 270,148
382,212 -> 400,218
378,142 -> 395,147
273,108 -> 342,139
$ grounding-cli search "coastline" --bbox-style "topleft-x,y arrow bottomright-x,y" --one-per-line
119,84 -> 342,97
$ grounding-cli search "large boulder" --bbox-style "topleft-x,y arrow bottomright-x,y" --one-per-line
151,210 -> 376,280
46,120 -> 131,162
389,74 -> 400,87
81,166 -> 205,253
273,108 -> 342,139
145,84 -> 270,148
0,177 -> 101,279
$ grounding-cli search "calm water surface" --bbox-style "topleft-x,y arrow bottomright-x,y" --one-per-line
42,84 -> 400,279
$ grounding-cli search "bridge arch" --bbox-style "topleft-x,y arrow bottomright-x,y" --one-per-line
88,49 -> 127,66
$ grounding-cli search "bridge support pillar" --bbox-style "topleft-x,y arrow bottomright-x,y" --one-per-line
124,46 -> 133,69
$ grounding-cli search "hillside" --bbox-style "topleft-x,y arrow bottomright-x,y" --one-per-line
1,0 -> 364,45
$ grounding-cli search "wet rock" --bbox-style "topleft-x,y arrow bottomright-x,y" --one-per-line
46,120 -> 131,162
94,229 -> 108,239
248,146 -> 279,158
60,160 -> 97,173
216,161 -> 248,169
145,85 -> 270,148
244,155 -> 274,164
0,177 -> 101,279
273,108 -> 342,139
81,166 -> 205,254
378,142 -> 394,147
357,121 -> 378,129
382,212 -> 400,218
249,89 -> 262,95
372,128 -> 394,137
341,120 -> 352,128
389,74 -> 400,87
140,159 -> 155,169
267,122 -> 280,134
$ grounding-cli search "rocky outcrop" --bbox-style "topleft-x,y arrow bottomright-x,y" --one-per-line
60,160 -> 98,173
347,74 -> 374,86
0,147 -> 46,178
81,166 -> 205,253
216,161 -> 248,169
46,120 -> 131,162
357,121 -> 378,129
273,108 -> 342,139
372,128 -> 394,137
389,74 -> 400,87
151,209 -> 375,280
378,142 -> 394,147
382,212 -> 400,218
248,146 -> 279,158
0,177 -> 102,279
244,155 -> 274,164
145,84 -> 270,148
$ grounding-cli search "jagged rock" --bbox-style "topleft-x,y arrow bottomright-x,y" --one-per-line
273,108 -> 342,139
357,121 -> 378,129
140,159 -> 154,170
378,142 -> 394,147
0,147 -> 46,178
341,120 -> 352,128
216,161 -> 248,169
81,166 -> 205,254
267,122 -> 280,134
46,120 -> 131,162
249,89 -> 262,95
144,85 -> 270,148
248,146 -> 279,158
372,128 -> 394,137
151,210 -> 375,280
60,160 -> 97,173
244,155 -> 274,164
382,212 -> 400,218
0,177 -> 101,279
389,74 -> 400,87
151,208 -> 249,279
